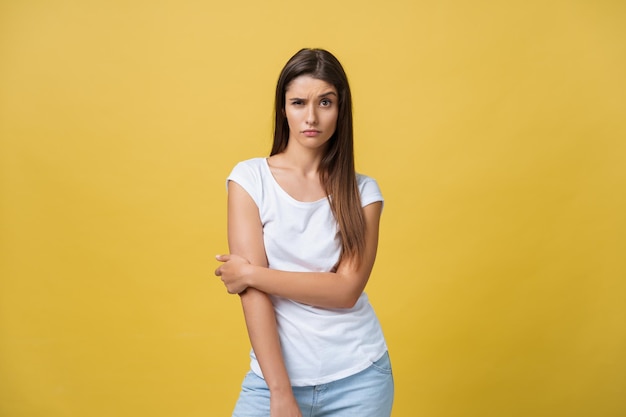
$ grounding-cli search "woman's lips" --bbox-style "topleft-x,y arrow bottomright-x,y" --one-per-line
302,130 -> 321,137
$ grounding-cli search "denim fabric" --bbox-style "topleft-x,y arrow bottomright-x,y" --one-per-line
232,351 -> 394,417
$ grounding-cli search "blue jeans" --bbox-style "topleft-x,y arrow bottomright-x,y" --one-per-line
232,351 -> 394,417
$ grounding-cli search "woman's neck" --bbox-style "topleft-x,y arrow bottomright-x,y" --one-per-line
276,143 -> 325,178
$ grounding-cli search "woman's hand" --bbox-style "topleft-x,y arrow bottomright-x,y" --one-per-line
270,391 -> 302,417
214,253 -> 253,294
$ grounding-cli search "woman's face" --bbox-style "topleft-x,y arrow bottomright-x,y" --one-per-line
284,75 -> 338,152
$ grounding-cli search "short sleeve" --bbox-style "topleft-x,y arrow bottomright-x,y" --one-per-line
226,160 -> 262,208
357,174 -> 384,209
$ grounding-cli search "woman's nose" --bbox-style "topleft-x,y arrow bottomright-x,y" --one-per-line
305,105 -> 317,125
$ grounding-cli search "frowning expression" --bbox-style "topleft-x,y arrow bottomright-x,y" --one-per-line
284,75 -> 338,152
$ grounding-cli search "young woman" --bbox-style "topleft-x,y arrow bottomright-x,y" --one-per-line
215,48 -> 393,417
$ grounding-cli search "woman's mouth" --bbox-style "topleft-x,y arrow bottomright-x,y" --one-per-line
302,130 -> 321,137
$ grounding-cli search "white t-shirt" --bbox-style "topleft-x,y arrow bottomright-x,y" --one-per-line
227,157 -> 387,386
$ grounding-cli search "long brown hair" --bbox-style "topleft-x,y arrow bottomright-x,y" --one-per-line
271,48 -> 365,262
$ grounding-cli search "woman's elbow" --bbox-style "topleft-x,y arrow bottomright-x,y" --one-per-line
331,276 -> 366,309
335,290 -> 362,309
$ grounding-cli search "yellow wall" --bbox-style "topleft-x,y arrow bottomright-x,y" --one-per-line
1,1 -> 624,416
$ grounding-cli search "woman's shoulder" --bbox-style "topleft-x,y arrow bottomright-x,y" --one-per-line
229,157 -> 268,178
232,157 -> 267,170
356,172 -> 380,189
356,172 -> 384,206
227,158 -> 269,205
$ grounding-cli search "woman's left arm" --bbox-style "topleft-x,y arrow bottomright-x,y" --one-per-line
215,201 -> 382,309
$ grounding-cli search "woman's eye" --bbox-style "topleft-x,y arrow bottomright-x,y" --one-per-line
291,100 -> 303,106
320,99 -> 332,107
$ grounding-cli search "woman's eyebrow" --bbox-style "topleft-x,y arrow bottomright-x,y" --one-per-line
287,91 -> 337,100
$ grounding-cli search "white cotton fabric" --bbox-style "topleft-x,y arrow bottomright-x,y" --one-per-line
227,157 -> 387,386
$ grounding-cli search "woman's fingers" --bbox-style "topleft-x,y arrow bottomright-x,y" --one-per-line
214,253 -> 250,294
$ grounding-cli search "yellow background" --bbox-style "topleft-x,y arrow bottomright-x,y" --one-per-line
1,1 -> 625,416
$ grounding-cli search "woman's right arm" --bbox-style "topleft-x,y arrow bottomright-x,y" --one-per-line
227,180 -> 301,417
